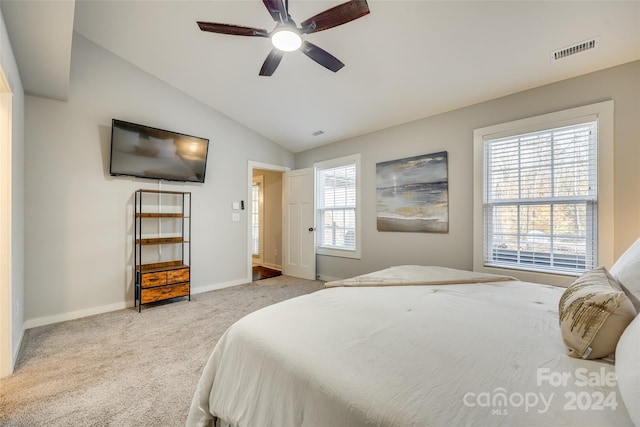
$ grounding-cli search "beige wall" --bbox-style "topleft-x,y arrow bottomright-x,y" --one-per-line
253,169 -> 283,269
296,60 -> 640,282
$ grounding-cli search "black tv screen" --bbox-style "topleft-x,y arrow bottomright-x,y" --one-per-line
109,119 -> 209,183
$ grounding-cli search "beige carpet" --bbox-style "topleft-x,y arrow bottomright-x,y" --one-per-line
0,276 -> 325,426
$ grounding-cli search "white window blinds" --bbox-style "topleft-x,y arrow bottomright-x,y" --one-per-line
317,162 -> 357,251
483,121 -> 598,274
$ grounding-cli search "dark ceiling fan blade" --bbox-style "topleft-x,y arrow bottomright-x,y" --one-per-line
197,22 -> 268,37
262,0 -> 288,22
259,48 -> 285,76
300,41 -> 345,72
300,0 -> 369,34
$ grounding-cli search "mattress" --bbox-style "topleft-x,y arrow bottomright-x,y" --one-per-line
187,267 -> 632,426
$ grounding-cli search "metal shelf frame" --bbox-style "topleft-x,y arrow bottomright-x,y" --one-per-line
134,189 -> 191,311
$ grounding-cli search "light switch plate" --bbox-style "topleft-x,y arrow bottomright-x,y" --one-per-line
232,202 -> 240,210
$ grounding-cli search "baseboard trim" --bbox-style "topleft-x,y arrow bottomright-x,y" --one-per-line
25,301 -> 130,329
24,278 -> 253,330
192,278 -> 249,294
12,325 -> 24,369
259,263 -> 282,272
317,274 -> 339,282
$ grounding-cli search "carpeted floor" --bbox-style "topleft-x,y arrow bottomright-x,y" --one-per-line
0,276 -> 324,427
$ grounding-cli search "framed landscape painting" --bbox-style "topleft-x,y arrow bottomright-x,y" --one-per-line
376,151 -> 449,233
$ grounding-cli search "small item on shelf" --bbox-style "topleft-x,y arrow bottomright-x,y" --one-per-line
134,189 -> 191,312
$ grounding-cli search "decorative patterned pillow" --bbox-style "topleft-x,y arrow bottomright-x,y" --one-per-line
559,266 -> 637,359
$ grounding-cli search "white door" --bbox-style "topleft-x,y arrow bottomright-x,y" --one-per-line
283,168 -> 316,280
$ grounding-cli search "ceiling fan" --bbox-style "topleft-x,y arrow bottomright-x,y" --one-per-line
197,0 -> 370,76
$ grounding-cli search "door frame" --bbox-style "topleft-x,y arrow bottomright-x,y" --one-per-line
0,67 -> 13,377
246,161 -> 290,282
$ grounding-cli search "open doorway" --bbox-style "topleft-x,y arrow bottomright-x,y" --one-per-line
247,162 -> 288,282
251,173 -> 281,281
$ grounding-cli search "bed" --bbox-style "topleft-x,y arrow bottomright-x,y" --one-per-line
187,263 -> 640,427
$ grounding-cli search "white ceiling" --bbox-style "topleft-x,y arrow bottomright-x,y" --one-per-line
4,1 -> 640,153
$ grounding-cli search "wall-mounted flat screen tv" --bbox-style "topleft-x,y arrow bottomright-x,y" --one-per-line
109,119 -> 209,183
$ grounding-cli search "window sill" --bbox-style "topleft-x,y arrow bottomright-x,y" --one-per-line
317,247 -> 361,260
474,263 -> 578,288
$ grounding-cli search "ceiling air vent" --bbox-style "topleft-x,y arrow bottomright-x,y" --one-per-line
551,37 -> 599,61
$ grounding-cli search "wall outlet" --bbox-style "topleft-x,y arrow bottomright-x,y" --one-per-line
232,213 -> 240,222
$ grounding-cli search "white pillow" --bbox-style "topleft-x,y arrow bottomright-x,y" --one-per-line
610,238 -> 640,312
616,314 -> 640,426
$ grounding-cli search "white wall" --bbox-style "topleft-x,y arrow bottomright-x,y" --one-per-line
296,60 -> 640,283
23,34 -> 294,327
0,6 -> 25,368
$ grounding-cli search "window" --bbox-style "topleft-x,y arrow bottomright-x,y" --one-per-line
315,154 -> 361,259
484,122 -> 597,273
251,176 -> 263,259
474,101 -> 614,280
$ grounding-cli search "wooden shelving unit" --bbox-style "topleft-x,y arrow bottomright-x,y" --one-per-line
134,189 -> 191,312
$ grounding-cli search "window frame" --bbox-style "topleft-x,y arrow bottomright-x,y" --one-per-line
314,154 -> 362,259
473,101 -> 614,286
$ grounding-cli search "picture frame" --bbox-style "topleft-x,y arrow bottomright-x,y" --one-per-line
376,151 -> 449,233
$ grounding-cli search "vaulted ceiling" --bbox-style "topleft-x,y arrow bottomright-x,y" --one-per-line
3,1 -> 640,152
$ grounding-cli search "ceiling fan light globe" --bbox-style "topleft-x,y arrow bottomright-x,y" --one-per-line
271,29 -> 302,52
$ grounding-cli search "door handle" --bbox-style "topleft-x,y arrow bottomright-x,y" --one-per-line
308,227 -> 315,232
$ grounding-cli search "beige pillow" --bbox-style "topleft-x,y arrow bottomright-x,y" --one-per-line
559,266 -> 636,359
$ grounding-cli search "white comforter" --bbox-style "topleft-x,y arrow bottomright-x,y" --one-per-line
324,265 -> 517,287
187,267 -> 632,426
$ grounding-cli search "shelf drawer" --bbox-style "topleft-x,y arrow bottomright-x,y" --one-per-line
141,271 -> 166,288
167,268 -> 190,284
141,283 -> 190,304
